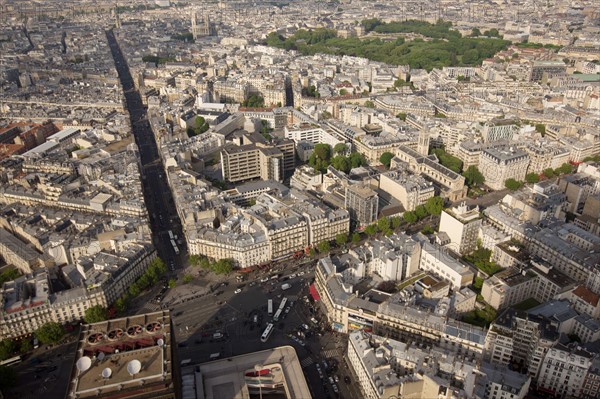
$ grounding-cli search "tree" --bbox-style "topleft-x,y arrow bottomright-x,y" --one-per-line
364,224 -> 378,237
318,241 -> 331,253
396,112 -> 407,121
415,205 -> 428,220
189,255 -> 202,267
535,123 -> 546,136
0,339 -> 16,361
84,305 -> 108,324
403,211 -> 418,224
115,297 -> 128,314
351,232 -> 361,244
364,100 -> 375,108
379,152 -> 394,168
168,278 -> 177,288
213,259 -> 234,274
0,366 -> 17,390
336,233 -> 348,247
421,225 -> 435,234
200,256 -> 211,269
20,339 -> 32,354
542,168 -> 555,178
313,143 -> 332,163
36,322 -> 65,345
349,152 -> 366,168
390,216 -> 402,229
331,155 -> 351,173
525,173 -> 540,184
504,178 -> 523,191
556,163 -> 573,175
470,28 -> 482,37
377,217 -> 390,232
339,88 -> 349,96
333,143 -> 348,155
308,248 -> 317,257
424,196 -> 444,216
462,165 -> 485,187
182,274 -> 193,284
0,268 -> 20,285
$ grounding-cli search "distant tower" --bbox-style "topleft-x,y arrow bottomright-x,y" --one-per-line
417,128 -> 430,156
191,11 -> 212,39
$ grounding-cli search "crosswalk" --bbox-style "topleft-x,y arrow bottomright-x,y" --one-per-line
323,348 -> 343,359
300,356 -> 314,368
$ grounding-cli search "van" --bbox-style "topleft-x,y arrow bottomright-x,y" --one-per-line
253,315 -> 258,323
209,353 -> 220,360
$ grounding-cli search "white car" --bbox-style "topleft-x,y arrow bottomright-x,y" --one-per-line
298,271 -> 305,276
234,288 -> 242,294
260,277 -> 269,283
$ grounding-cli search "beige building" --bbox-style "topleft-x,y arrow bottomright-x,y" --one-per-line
479,146 -> 530,190
394,145 -> 467,201
221,133 -> 295,183
379,169 -> 434,211
439,202 -> 482,255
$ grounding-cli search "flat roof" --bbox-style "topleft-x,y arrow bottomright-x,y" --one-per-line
184,346 -> 310,399
66,311 -> 174,399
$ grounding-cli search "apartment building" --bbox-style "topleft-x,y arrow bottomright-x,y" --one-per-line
536,343 -> 594,398
284,123 -> 344,147
439,202 -> 482,255
345,184 -> 378,228
220,132 -> 295,183
394,145 -> 467,201
378,169 -> 434,211
479,146 -> 530,190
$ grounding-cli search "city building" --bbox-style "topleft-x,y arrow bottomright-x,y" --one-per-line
182,346 -> 311,399
65,310 -> 178,399
438,202 -> 482,255
378,169 -> 434,212
479,146 -> 530,190
344,184 -> 378,228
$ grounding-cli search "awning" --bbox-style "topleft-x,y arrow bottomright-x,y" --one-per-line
309,284 -> 320,301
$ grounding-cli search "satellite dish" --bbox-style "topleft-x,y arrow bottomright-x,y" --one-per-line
76,356 -> 92,373
127,359 -> 142,376
98,352 -> 106,361
102,368 -> 112,378
157,339 -> 164,346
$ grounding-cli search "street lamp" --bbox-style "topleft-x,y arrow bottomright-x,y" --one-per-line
254,364 -> 263,399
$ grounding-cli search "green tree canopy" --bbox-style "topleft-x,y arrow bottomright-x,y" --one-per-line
168,278 -> 177,288
213,259 -> 234,274
556,163 -> 574,175
84,305 -> 108,324
182,274 -> 193,284
349,152 -> 367,168
462,165 -> 485,187
504,178 -> 523,191
543,168 -> 555,178
0,268 -> 20,285
351,232 -> 361,243
364,100 -> 375,108
470,28 -> 482,37
377,217 -> 390,232
364,224 -> 378,236
335,233 -> 348,247
535,123 -> 546,136
415,205 -> 428,220
0,339 -> 16,361
431,148 -> 463,173
403,211 -> 418,224
396,112 -> 407,121
424,196 -> 444,216
379,152 -> 394,168
331,155 -> 351,173
525,173 -> 540,184
318,240 -> 331,252
36,322 -> 65,345
333,143 -> 348,155
242,94 -> 265,108
390,216 -> 402,229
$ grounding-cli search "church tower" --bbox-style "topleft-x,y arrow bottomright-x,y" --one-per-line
417,128 -> 430,156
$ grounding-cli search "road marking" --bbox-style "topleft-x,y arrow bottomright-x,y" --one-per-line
300,356 -> 314,368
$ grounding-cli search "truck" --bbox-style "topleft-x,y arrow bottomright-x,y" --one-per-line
281,283 -> 291,291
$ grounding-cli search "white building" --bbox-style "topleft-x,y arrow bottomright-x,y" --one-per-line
439,202 -> 482,255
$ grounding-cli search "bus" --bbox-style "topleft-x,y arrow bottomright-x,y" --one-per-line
261,323 -> 274,343
278,297 -> 288,312
171,239 -> 179,255
0,355 -> 22,367
168,230 -> 174,240
273,308 -> 283,322
267,299 -> 273,316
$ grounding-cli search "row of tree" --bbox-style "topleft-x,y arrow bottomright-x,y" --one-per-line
189,255 -> 234,275
402,197 -> 445,224
308,143 -> 366,173
187,116 -> 209,137
114,257 -> 167,314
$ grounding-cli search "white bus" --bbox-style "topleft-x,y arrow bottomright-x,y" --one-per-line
261,323 -> 274,343
278,297 -> 288,312
273,308 -> 283,322
168,230 -> 174,240
171,239 -> 179,255
267,299 -> 273,316
0,355 -> 21,367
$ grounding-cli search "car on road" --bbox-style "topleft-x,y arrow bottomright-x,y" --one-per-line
284,307 -> 291,314
298,271 -> 305,276
234,288 -> 242,294
260,277 -> 269,283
